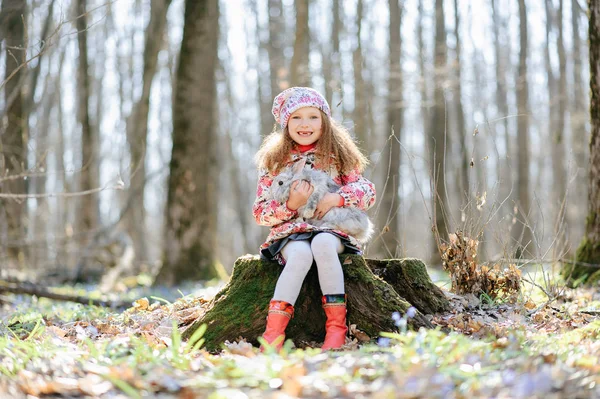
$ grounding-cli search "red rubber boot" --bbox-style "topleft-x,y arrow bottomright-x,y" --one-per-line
261,300 -> 294,351
321,294 -> 348,350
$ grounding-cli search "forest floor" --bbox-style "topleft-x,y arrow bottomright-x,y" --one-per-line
1,268 -> 600,399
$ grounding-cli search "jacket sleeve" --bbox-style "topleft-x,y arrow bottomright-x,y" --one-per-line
336,168 -> 376,211
252,170 -> 298,226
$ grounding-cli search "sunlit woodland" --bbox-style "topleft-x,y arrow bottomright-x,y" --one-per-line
1,0 -> 600,397
0,0 -> 596,280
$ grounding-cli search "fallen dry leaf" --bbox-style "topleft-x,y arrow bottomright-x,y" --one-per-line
132,297 -> 150,311
224,339 -> 255,357
47,325 -> 68,338
349,324 -> 371,342
281,364 -> 306,397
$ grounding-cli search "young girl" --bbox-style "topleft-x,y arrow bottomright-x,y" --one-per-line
253,87 -> 376,350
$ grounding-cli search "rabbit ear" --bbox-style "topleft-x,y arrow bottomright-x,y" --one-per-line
292,158 -> 306,175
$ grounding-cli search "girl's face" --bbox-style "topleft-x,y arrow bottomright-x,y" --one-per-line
287,107 -> 322,146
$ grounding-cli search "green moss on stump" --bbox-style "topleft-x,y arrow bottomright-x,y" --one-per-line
366,258 -> 450,314
563,238 -> 600,287
183,254 -> 444,350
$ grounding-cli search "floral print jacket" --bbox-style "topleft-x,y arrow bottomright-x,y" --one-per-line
253,147 -> 376,251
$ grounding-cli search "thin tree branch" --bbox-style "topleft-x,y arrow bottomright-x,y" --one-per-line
0,279 -> 130,308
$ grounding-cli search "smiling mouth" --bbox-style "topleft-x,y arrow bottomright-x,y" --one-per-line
297,131 -> 313,136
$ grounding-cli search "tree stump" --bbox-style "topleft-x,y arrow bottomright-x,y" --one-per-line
183,254 -> 450,350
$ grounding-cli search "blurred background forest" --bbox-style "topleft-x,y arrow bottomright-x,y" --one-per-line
0,0 -> 592,286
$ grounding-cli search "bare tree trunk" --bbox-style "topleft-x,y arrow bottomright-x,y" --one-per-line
545,0 -> 567,212
513,0 -> 535,258
555,0 -> 567,197
322,0 -> 342,107
332,0 -> 342,109
267,0 -> 285,95
585,0 -> 600,245
75,0 -> 99,239
417,1 -> 429,132
553,0 -> 569,254
568,0 -> 600,285
289,0 -> 310,87
28,1 -> 57,269
223,69 -> 252,254
430,0 -> 449,262
470,46 -> 489,259
156,0 -> 221,285
453,0 -> 469,215
30,65 -> 56,270
55,48 -> 72,268
363,7 -> 376,154
25,0 -> 55,114
571,0 -> 588,217
417,0 -> 431,221
375,0 -> 402,257
353,0 -> 368,148
125,0 -> 172,267
545,0 -> 559,199
491,0 -> 512,225
0,0 -> 28,268
247,1 -> 273,137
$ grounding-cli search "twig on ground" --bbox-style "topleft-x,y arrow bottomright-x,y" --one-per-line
0,279 -> 130,308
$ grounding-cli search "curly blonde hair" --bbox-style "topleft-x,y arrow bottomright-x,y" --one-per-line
255,111 -> 369,175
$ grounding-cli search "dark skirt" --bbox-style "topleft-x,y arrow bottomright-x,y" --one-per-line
260,231 -> 361,266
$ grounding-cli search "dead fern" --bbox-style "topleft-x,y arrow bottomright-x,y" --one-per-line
441,231 -> 521,302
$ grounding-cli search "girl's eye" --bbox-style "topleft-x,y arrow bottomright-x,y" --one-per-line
278,181 -> 284,186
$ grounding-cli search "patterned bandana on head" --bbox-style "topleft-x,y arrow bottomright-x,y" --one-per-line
271,87 -> 332,129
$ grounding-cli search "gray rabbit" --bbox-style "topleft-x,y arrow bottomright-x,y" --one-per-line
270,159 -> 374,243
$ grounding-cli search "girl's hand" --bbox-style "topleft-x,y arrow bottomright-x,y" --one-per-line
286,180 -> 314,210
314,193 -> 344,219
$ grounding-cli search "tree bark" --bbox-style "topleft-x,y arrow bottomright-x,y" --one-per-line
322,0 -> 342,108
156,0 -> 222,285
353,0 -> 368,148
289,0 -> 310,87
544,0 -> 562,254
267,0 -> 285,95
430,0 -> 449,262
76,0 -> 99,238
248,0 -> 274,138
571,0 -> 588,214
554,0 -> 567,199
567,0 -> 600,285
512,0 -> 535,258
491,0 -> 512,220
553,0 -> 569,254
182,255 -> 449,350
375,0 -> 402,257
223,58 -> 252,254
25,0 -> 55,114
125,0 -> 172,267
417,1 -> 429,132
55,48 -> 72,268
0,0 -> 28,267
453,0 -> 469,218
27,0 -> 58,269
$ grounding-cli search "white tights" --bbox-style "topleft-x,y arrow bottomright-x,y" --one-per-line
272,233 -> 345,305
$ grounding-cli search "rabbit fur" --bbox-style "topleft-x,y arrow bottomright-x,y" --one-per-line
270,159 -> 374,243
